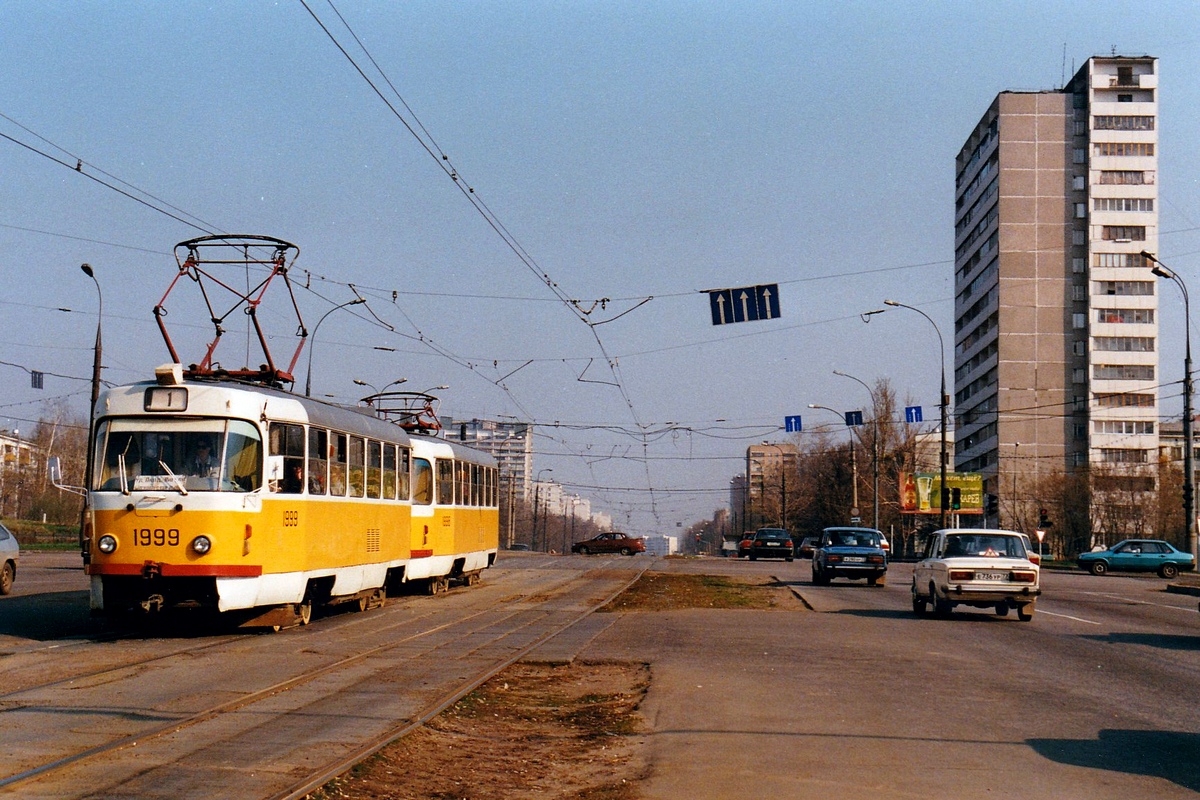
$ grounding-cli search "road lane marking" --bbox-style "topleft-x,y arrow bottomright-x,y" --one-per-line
1077,590 -> 1199,613
1038,609 -> 1102,625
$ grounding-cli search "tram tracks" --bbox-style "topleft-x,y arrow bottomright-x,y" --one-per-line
0,556 -> 648,799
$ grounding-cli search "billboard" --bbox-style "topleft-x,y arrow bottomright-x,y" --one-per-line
899,471 -> 984,515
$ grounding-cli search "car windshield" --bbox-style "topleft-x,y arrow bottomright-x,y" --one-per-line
827,531 -> 879,547
757,531 -> 788,540
943,534 -> 1027,559
94,418 -> 263,493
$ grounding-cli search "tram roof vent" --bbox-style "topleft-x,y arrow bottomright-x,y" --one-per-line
155,363 -> 184,386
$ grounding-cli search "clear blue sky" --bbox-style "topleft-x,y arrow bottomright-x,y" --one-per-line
2,2 -> 1199,533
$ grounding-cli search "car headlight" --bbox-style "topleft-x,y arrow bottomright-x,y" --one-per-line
190,535 -> 212,555
97,535 -> 117,554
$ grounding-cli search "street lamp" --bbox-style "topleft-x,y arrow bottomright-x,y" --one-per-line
884,299 -> 949,528
809,404 -> 860,523
354,377 -> 407,404
304,298 -> 366,397
1143,251 -> 1196,559
80,263 -> 102,562
834,370 -> 880,531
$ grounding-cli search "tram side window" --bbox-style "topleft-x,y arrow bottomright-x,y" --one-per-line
382,444 -> 397,500
330,433 -> 348,496
413,457 -> 433,505
437,459 -> 454,505
398,447 -> 411,500
225,421 -> 262,492
456,460 -> 468,505
270,422 -> 306,494
348,436 -> 365,498
367,440 -> 382,499
307,427 -> 328,495
472,463 -> 482,506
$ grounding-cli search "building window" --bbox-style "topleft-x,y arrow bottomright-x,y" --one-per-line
1072,285 -> 1087,302
1073,312 -> 1087,329
1074,203 -> 1087,218
1073,148 -> 1087,164
1073,230 -> 1087,246
1101,448 -> 1148,463
1094,252 -> 1151,268
1095,280 -> 1154,296
1101,226 -> 1146,241
1095,392 -> 1155,408
1073,341 -> 1087,356
1094,336 -> 1155,352
1073,257 -> 1087,273
1073,176 -> 1087,191
1094,115 -> 1155,131
1118,94 -> 1134,103
1073,368 -> 1087,383
1095,420 -> 1154,435
1094,198 -> 1154,212
1094,364 -> 1154,381
1099,170 -> 1154,185
1096,308 -> 1153,324
1094,142 -> 1155,157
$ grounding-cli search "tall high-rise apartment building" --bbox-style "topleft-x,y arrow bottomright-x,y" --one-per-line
953,55 -> 1159,534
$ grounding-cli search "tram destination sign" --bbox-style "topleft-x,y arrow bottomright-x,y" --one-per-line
706,284 -> 781,326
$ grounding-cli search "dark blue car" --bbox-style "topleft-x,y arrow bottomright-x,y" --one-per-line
1077,539 -> 1194,579
812,526 -> 887,586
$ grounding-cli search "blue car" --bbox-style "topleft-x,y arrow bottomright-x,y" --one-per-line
812,526 -> 887,586
1076,539 -> 1194,579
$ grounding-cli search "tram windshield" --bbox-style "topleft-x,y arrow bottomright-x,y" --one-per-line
94,418 -> 262,493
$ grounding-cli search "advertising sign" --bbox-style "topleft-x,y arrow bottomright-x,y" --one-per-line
899,471 -> 984,514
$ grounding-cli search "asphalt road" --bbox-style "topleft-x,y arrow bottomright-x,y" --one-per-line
4,552 -> 1200,798
576,556 -> 1200,799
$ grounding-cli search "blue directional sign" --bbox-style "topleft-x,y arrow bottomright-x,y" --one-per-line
784,415 -> 802,433
707,284 -> 781,326
844,410 -> 864,427
905,406 -> 924,424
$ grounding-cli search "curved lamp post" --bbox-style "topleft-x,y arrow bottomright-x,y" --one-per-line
884,300 -> 948,529
1143,251 -> 1196,559
304,298 -> 365,397
79,264 -> 103,561
809,403 -> 860,523
833,370 -> 880,531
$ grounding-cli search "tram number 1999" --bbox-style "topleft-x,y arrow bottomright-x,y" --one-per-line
134,528 -> 180,547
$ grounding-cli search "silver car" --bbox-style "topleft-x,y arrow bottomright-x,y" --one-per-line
0,521 -> 18,595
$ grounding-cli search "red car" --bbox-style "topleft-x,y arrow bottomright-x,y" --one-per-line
571,532 -> 646,556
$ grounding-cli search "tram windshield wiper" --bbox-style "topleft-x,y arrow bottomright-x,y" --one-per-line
158,460 -> 189,495
118,454 -> 130,496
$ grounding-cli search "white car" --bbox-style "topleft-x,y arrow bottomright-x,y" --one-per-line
0,521 -> 18,595
912,528 -> 1040,621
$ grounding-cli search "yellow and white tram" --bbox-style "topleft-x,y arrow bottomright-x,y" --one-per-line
84,364 -> 498,626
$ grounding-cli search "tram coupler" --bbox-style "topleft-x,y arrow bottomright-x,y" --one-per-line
140,594 -> 165,614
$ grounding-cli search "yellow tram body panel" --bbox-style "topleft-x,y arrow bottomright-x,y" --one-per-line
84,374 -> 497,616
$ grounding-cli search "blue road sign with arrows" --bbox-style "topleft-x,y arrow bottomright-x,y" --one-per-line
707,284 -> 781,326
844,410 -> 864,427
785,415 -> 802,433
905,406 -> 924,423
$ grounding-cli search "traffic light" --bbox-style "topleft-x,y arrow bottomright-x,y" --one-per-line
950,487 -> 961,510
1038,507 -> 1053,528
985,493 -> 999,516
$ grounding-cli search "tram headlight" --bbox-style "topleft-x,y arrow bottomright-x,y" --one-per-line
190,535 -> 212,555
97,535 -> 118,554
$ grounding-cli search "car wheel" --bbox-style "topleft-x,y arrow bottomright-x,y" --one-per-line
1017,602 -> 1035,621
1159,563 -> 1180,580
620,547 -> 632,556
995,603 -> 1009,617
932,588 -> 952,617
0,561 -> 12,595
1089,561 -> 1108,576
786,556 -> 794,562
578,546 -> 590,556
749,553 -> 757,561
911,582 -> 928,615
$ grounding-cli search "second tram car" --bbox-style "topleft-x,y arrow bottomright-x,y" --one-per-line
84,364 -> 498,627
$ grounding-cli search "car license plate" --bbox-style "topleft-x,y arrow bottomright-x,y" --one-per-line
844,556 -> 866,563
767,542 -> 781,546
975,571 -> 1006,581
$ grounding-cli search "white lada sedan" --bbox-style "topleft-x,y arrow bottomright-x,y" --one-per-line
912,528 -> 1040,621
